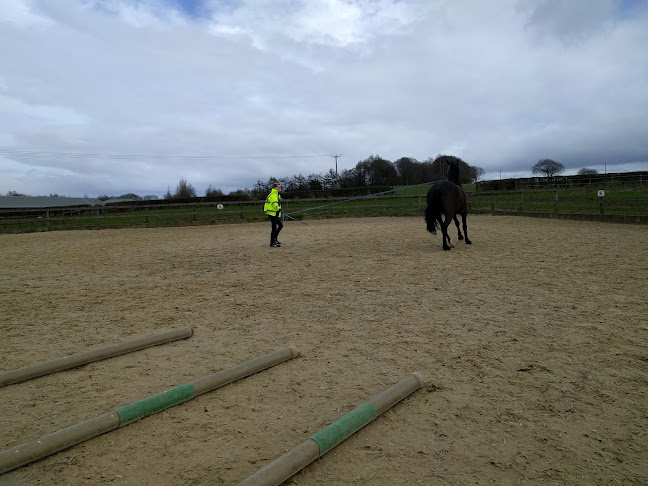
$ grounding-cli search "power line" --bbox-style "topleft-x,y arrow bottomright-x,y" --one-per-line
1,149 -> 336,160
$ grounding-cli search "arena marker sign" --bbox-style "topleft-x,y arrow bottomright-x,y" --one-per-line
0,346 -> 300,475
237,371 -> 425,486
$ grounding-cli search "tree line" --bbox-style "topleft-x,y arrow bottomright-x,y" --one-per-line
161,154 -> 485,201
133,157 -> 598,200
7,154 -> 604,201
155,156 -> 600,201
532,159 -> 600,178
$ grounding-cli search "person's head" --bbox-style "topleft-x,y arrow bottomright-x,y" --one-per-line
273,182 -> 281,191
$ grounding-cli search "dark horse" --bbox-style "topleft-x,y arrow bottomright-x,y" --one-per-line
425,160 -> 472,251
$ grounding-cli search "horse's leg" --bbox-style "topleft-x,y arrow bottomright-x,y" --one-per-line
461,212 -> 472,245
446,225 -> 455,248
453,216 -> 464,241
441,215 -> 453,250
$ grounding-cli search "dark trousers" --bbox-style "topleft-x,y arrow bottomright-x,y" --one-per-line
269,215 -> 283,244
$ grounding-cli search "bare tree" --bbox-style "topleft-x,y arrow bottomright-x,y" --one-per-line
205,185 -> 224,197
227,189 -> 251,200
321,169 -> 338,189
532,159 -> 565,178
578,168 -> 598,176
433,155 -> 472,184
394,157 -> 419,185
173,178 -> 196,198
355,155 -> 398,186
471,166 -> 486,182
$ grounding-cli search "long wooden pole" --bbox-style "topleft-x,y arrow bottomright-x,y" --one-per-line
0,327 -> 194,387
0,346 -> 299,475
238,371 -> 424,486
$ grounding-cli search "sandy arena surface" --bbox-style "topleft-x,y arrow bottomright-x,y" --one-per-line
1,215 -> 647,485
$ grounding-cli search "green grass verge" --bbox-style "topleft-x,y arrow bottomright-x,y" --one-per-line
469,186 -> 648,216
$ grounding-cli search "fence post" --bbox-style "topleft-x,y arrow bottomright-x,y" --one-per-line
46,210 -> 50,231
553,189 -> 558,213
491,194 -> 495,214
239,203 -> 243,220
599,196 -> 604,215
519,191 -> 523,212
96,208 -> 101,227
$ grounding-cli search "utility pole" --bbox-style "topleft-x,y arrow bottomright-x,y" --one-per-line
332,154 -> 341,176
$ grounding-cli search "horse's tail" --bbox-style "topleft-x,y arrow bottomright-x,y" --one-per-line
425,201 -> 439,235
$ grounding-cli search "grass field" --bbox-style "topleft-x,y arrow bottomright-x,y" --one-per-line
469,186 -> 648,216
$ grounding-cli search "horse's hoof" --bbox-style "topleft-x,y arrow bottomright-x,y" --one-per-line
466,240 -> 472,245
443,246 -> 451,251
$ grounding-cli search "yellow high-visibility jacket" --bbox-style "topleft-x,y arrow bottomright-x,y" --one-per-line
264,188 -> 281,217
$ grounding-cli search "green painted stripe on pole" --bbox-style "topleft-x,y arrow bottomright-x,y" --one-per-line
116,383 -> 195,426
310,402 -> 377,456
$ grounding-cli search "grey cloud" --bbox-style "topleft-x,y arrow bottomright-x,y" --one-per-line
517,0 -> 619,43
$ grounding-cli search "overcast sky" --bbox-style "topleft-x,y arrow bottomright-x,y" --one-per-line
2,0 -> 647,197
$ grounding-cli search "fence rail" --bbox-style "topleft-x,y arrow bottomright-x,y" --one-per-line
0,196 -> 428,233
467,188 -> 648,223
1,189 -> 647,234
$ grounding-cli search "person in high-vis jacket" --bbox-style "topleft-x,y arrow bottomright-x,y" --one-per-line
264,182 -> 283,247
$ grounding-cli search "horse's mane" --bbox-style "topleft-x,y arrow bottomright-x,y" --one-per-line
447,161 -> 462,187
